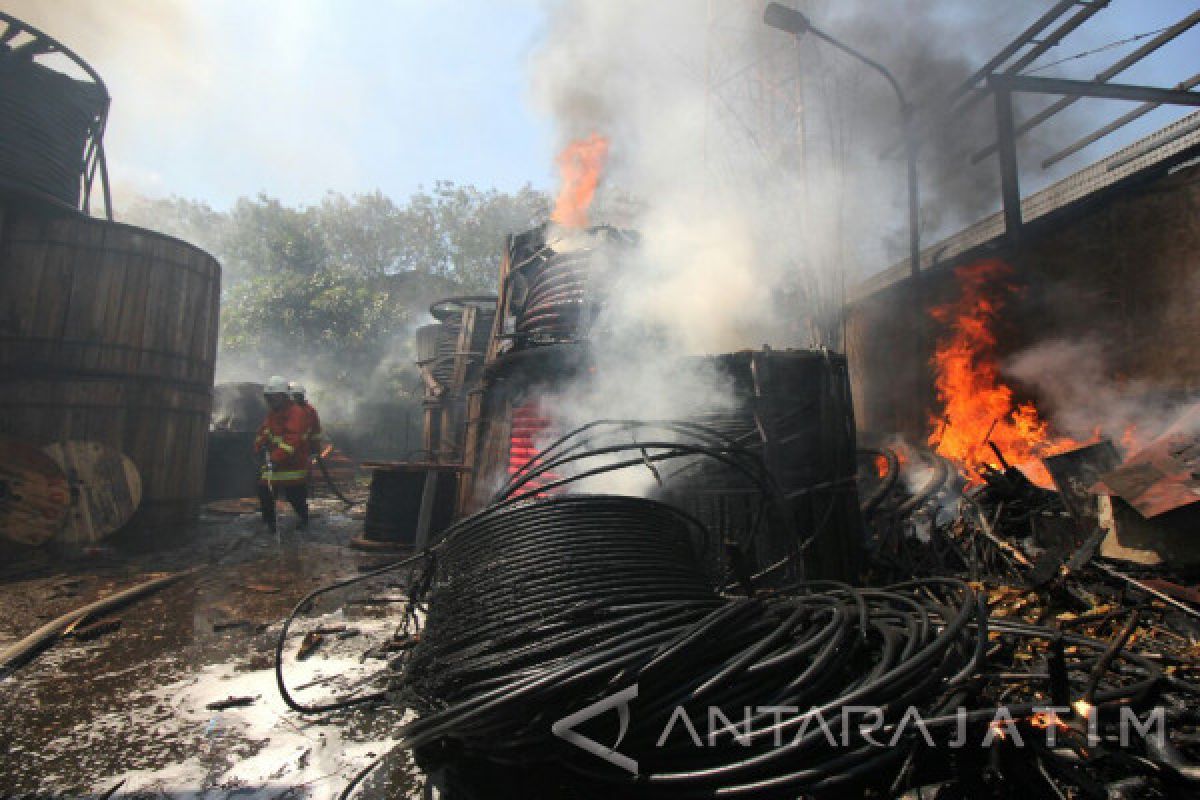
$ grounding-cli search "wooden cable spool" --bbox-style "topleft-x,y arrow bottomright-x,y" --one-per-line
42,440 -> 141,545
0,438 -> 70,546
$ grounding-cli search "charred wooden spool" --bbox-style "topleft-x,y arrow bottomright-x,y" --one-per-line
659,350 -> 864,582
418,296 -> 497,463
423,296 -> 497,392
203,431 -> 259,501
204,384 -> 267,501
457,343 -> 589,515
353,463 -> 464,550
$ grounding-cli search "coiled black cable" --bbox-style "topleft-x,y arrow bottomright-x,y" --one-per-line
491,419 -> 802,584
397,499 -> 988,797
857,447 -> 899,516
507,226 -> 636,347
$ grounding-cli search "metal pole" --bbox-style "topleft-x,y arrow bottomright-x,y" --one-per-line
904,108 -> 923,434
904,108 -> 920,281
806,23 -> 923,428
992,85 -> 1023,240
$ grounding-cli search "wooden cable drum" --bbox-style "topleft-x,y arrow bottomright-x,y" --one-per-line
0,206 -> 221,530
0,438 -> 70,546
363,467 -> 427,544
42,440 -> 141,545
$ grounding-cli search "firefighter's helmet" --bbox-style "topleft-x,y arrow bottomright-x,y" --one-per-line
263,376 -> 289,395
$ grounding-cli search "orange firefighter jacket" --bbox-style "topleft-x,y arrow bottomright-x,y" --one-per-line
297,400 -> 322,449
253,401 -> 311,486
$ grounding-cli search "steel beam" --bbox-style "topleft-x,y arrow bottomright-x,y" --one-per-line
1043,71 -> 1200,169
987,74 -> 1200,107
992,87 -> 1023,240
973,9 -> 1200,163
882,0 -> 1100,158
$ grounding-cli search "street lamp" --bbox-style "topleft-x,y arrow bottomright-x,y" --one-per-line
764,2 -> 919,284
765,2 -> 924,431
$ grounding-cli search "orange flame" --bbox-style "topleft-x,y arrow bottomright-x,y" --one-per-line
928,260 -> 1077,486
1120,424 -> 1139,452
550,134 -> 609,228
873,445 -> 910,478
874,454 -> 890,478
1029,711 -> 1068,731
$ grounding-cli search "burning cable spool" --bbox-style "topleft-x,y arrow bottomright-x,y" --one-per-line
506,400 -> 563,496
503,223 -> 638,349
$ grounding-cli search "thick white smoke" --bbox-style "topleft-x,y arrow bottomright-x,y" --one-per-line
525,1 -> 1021,474
528,0 -> 1055,359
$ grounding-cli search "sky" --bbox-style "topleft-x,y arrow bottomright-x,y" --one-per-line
3,0 -> 1198,214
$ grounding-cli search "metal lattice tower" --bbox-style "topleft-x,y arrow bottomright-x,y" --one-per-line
703,0 -> 807,185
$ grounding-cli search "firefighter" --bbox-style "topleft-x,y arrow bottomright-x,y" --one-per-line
253,375 -> 310,534
288,381 -> 322,451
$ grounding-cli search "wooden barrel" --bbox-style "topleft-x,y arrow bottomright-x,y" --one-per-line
0,202 -> 221,530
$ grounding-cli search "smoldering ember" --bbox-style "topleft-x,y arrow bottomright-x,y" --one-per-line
2,3 -> 1200,799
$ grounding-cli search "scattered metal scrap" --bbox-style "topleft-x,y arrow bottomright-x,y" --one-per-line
205,695 -> 258,711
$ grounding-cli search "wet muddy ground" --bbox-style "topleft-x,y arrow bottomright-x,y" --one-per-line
0,493 -> 424,799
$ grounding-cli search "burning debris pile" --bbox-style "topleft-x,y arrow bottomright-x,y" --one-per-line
287,117 -> 1200,793
836,259 -> 1200,798
926,259 -> 1081,487
851,414 -> 1200,797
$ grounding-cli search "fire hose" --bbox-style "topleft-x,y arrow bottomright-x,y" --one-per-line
313,445 -> 357,508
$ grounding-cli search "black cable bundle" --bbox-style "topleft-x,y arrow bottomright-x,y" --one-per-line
401,494 -> 720,710
0,12 -> 108,209
397,492 -> 988,797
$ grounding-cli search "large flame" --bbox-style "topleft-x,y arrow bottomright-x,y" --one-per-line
550,134 -> 609,228
928,260 -> 1077,485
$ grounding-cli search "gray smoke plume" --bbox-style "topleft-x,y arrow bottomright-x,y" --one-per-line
1006,337 -> 1189,452
530,0 -> 1065,350
526,0 -> 1073,465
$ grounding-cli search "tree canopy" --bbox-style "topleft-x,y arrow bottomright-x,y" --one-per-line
121,182 -> 550,409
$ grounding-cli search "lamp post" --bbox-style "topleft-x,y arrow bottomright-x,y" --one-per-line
765,2 -> 923,432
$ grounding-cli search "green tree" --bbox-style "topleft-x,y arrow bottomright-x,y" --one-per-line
122,182 -> 551,404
